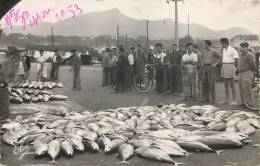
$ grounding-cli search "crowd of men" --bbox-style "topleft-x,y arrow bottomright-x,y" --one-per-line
102,38 -> 256,107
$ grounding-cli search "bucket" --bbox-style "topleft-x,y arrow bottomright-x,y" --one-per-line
0,87 -> 9,119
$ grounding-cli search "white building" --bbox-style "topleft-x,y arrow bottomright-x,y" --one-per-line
231,34 -> 260,52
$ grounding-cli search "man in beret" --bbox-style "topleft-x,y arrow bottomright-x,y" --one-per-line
201,40 -> 221,103
182,43 -> 198,100
238,42 -> 255,106
220,38 -> 239,105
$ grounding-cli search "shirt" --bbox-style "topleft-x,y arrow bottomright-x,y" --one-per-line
203,48 -> 220,65
168,50 -> 182,64
238,52 -> 255,72
102,53 -> 110,67
182,52 -> 198,74
128,54 -> 134,66
154,52 -> 167,63
222,46 -> 239,63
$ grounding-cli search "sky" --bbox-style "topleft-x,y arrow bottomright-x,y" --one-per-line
1,0 -> 260,33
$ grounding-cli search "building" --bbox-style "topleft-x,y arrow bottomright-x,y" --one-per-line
231,34 -> 260,52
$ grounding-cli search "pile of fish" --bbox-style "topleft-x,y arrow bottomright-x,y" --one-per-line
1,104 -> 260,164
9,81 -> 64,90
9,87 -> 69,104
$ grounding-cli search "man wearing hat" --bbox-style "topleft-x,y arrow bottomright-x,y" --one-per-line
50,49 -> 62,82
182,43 -> 198,100
238,42 -> 255,106
102,48 -> 111,87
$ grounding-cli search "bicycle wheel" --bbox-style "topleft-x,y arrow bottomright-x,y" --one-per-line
134,73 -> 153,93
243,79 -> 260,111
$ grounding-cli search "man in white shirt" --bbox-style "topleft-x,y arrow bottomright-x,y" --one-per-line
154,43 -> 167,93
220,38 -> 239,105
182,43 -> 198,100
126,47 -> 135,90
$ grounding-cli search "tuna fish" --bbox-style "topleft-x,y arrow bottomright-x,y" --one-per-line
61,140 -> 74,156
48,139 -> 61,162
117,143 -> 134,164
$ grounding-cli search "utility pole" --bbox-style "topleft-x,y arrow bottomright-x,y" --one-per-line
117,25 -> 119,47
146,19 -> 149,50
125,33 -> 128,50
188,12 -> 190,37
51,25 -> 54,48
166,0 -> 183,48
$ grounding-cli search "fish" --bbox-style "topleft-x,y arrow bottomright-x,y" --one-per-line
129,138 -> 153,148
207,121 -> 226,131
2,131 -> 17,145
104,139 -> 125,153
22,94 -> 31,102
117,143 -> 134,164
61,140 -> 74,156
135,147 -> 181,164
43,95 -> 50,102
70,136 -> 84,151
87,123 -> 99,132
31,96 -> 39,102
83,139 -> 99,152
47,139 -> 61,162
247,118 -> 260,129
51,94 -> 68,100
56,82 -> 64,88
82,131 -> 98,141
151,143 -> 187,157
9,96 -> 23,104
97,136 -> 111,149
33,143 -> 48,156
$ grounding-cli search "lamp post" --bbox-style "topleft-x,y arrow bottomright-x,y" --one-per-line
166,0 -> 184,48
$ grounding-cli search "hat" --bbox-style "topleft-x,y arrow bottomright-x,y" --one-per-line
240,42 -> 249,48
185,43 -> 193,48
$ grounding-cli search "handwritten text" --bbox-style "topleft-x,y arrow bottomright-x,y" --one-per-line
4,3 -> 84,31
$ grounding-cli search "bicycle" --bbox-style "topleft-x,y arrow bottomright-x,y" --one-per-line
133,64 -> 158,93
242,75 -> 260,111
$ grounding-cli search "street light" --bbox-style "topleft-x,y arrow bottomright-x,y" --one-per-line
166,0 -> 184,48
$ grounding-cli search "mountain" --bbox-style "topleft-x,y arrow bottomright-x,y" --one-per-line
3,9 -> 253,39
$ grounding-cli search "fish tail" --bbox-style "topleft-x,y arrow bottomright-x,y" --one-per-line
116,161 -> 130,164
174,162 -> 185,166
216,150 -> 224,155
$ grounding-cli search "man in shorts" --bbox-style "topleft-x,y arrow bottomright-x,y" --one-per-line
220,38 -> 239,105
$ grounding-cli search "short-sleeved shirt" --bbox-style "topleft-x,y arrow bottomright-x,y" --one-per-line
238,52 -> 255,72
182,52 -> 198,74
222,46 -> 239,63
128,54 -> 134,66
203,48 -> 220,65
154,52 -> 167,63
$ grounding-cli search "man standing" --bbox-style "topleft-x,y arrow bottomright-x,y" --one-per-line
70,49 -> 82,90
135,44 -> 146,86
102,48 -> 111,87
110,48 -> 118,89
50,49 -> 62,82
115,45 -> 128,93
154,43 -> 167,93
24,50 -> 31,81
182,43 -> 198,100
168,44 -> 182,95
126,47 -> 135,90
220,38 -> 239,105
238,42 -> 255,106
36,50 -> 47,82
201,40 -> 221,103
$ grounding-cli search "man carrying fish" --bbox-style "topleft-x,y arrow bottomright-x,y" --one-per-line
201,40 -> 221,103
237,42 -> 255,107
220,38 -> 239,105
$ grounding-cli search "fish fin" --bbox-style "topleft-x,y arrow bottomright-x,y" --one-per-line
116,161 -> 130,164
216,150 -> 224,155
175,162 -> 185,166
